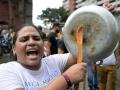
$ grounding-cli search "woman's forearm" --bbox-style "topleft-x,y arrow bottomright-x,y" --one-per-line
41,62 -> 87,90
42,75 -> 68,90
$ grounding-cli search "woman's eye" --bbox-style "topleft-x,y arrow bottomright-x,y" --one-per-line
19,37 -> 28,42
33,36 -> 41,41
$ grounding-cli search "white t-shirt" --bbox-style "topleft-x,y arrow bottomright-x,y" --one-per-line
0,53 -> 69,90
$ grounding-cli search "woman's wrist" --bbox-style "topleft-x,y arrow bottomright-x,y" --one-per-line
62,74 -> 72,89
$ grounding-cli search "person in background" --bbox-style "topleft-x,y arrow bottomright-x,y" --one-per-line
9,26 -> 16,59
37,26 -> 49,57
0,25 -> 3,57
1,28 -> 11,54
46,22 -> 61,54
43,39 -> 51,57
37,25 -> 46,41
0,24 -> 87,90
9,26 -> 15,49
57,38 -> 68,54
57,27 -> 68,54
87,62 -> 99,90
96,52 -> 117,90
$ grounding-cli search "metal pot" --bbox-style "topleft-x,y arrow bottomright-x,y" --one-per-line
63,5 -> 119,62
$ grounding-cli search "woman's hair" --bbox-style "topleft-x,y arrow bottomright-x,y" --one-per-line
11,24 -> 40,61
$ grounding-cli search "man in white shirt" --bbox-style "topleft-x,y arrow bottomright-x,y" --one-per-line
97,53 -> 117,90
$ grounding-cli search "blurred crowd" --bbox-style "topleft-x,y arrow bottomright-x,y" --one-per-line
0,25 -> 15,57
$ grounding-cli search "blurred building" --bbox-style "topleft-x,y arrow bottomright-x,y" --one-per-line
62,0 -> 120,14
0,0 -> 32,29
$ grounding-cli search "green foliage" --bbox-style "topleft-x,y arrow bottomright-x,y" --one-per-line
58,7 -> 69,22
37,7 -> 69,25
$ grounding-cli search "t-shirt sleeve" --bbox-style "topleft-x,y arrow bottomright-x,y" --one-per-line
0,64 -> 23,90
51,53 -> 70,72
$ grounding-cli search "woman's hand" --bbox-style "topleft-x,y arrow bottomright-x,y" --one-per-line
102,3 -> 116,13
63,63 -> 87,84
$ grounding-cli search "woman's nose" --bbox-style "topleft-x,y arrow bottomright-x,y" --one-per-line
28,37 -> 36,45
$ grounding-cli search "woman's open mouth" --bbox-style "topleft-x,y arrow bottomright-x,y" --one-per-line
26,48 -> 39,59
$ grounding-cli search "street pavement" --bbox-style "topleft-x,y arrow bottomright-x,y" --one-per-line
0,54 -> 120,90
